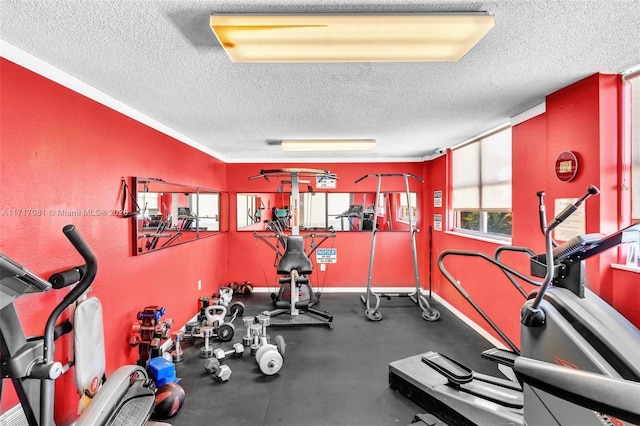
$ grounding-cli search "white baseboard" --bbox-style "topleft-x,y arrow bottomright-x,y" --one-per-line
253,286 -> 507,349
252,286 -> 419,293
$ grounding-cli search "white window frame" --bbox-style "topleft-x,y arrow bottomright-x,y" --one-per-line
630,73 -> 640,223
452,126 -> 513,240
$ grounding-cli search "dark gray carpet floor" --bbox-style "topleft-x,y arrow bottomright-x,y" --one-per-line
166,292 -> 499,426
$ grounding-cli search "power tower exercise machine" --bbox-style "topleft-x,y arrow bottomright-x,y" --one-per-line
389,186 -> 640,425
251,168 -> 336,328
0,225 -> 155,426
357,173 -> 440,322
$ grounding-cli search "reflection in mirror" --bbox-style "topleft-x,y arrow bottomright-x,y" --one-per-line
134,178 -> 221,254
237,192 -> 418,232
197,192 -> 220,232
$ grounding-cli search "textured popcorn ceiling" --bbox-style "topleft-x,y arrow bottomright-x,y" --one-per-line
1,0 -> 639,162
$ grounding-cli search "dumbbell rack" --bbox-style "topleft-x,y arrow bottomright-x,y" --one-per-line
129,305 -> 173,367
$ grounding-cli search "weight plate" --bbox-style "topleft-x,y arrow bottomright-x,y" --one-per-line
274,335 -> 286,358
229,302 -> 245,317
422,309 -> 441,322
200,346 -> 213,358
217,323 -> 235,341
364,308 -> 383,321
258,350 -> 283,376
255,343 -> 276,364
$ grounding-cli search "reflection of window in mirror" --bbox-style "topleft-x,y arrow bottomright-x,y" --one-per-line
198,193 -> 220,231
300,193 -> 327,230
328,193 -> 351,230
163,193 -> 196,230
237,194 -> 257,229
138,192 -> 160,228
399,192 -> 418,225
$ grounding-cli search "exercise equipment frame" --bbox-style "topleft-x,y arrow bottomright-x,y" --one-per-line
356,173 -> 440,322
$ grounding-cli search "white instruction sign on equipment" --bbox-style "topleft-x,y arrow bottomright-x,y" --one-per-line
434,191 -> 442,208
554,198 -> 586,242
434,214 -> 443,231
316,248 -> 337,263
316,174 -> 337,189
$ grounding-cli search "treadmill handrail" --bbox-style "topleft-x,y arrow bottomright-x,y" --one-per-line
494,246 -> 539,298
438,249 -> 542,353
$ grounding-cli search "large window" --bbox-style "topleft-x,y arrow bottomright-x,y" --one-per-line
452,127 -> 512,238
631,76 -> 640,222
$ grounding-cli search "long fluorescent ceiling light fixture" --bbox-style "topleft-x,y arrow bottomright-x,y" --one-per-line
210,14 -> 494,62
281,139 -> 376,152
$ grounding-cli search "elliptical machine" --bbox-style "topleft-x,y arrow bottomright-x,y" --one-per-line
389,186 -> 640,425
0,225 -> 155,426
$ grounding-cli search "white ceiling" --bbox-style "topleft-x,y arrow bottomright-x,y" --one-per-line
1,1 -> 639,163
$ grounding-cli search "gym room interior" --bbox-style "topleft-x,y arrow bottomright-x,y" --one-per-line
1,1 -> 640,425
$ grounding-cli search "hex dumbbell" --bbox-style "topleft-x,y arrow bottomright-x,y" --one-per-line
212,343 -> 244,361
203,358 -> 231,382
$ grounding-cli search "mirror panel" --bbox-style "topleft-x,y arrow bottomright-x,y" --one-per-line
133,178 -> 223,254
197,192 -> 221,233
237,192 -> 418,232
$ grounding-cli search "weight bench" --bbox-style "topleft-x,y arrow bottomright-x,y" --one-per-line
263,235 -> 333,328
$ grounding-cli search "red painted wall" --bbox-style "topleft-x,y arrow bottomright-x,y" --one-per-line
225,163 -> 429,289
428,73 -> 638,350
0,59 -> 228,423
544,74 -> 621,300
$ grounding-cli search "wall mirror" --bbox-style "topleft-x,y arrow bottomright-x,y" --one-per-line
236,192 -> 418,232
133,178 -> 224,254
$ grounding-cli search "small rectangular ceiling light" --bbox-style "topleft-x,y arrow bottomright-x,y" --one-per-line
281,139 -> 376,152
210,14 -> 494,62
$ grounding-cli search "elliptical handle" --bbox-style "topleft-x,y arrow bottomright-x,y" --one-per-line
548,185 -> 600,230
536,190 -> 558,248
43,225 -> 98,364
522,185 -> 599,327
536,191 -> 547,235
62,225 -> 98,288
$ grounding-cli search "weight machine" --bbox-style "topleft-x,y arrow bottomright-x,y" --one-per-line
390,186 -> 640,425
356,173 -> 440,322
250,168 -> 336,328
